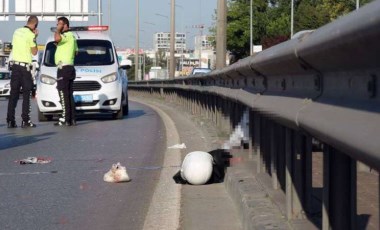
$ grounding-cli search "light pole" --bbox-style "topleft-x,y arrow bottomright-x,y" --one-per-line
169,0 -> 176,78
170,3 -> 184,74
135,0 -> 139,80
108,0 -> 111,34
98,0 -> 102,25
250,0 -> 253,56
216,0 -> 226,69
291,0 -> 294,38
356,0 -> 359,10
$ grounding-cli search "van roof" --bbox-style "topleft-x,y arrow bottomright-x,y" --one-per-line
45,27 -> 112,43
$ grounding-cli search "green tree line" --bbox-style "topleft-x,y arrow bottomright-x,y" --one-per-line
212,0 -> 373,59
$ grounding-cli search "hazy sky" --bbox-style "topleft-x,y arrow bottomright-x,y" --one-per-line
0,0 -> 218,49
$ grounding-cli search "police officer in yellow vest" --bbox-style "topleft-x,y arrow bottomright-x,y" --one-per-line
7,16 -> 39,128
54,16 -> 78,126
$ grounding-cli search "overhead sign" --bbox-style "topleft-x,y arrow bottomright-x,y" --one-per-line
0,0 -> 9,21
15,0 -> 88,21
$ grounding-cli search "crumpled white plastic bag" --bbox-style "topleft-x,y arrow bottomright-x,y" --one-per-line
168,143 -> 187,149
103,162 -> 131,183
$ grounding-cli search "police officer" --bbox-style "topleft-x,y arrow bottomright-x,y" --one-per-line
7,16 -> 39,128
54,16 -> 78,126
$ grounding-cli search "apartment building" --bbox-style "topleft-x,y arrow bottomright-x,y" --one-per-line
153,32 -> 186,52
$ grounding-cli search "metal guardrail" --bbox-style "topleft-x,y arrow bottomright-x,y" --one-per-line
131,0 -> 380,170
129,1 -> 380,229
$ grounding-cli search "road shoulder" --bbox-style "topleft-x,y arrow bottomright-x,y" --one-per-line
132,97 -> 242,230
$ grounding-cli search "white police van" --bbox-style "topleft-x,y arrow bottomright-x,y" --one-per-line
36,26 -> 131,121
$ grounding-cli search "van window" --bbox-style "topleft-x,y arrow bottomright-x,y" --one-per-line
43,40 -> 115,67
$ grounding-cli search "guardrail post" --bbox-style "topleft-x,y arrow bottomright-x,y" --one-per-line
193,92 -> 199,115
261,117 -> 269,173
205,94 -> 210,119
224,100 -> 231,135
194,92 -> 197,114
293,132 -> 306,219
253,112 -> 262,173
174,90 -> 178,104
305,136 -> 313,214
323,146 -> 357,230
197,92 -> 202,116
248,110 -> 254,159
322,146 -> 331,230
200,93 -> 204,117
277,125 -> 286,192
192,92 -> 197,115
270,122 -> 279,190
213,96 -> 218,126
285,128 -> 293,220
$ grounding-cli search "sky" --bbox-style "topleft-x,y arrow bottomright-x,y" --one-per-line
0,0 -> 218,50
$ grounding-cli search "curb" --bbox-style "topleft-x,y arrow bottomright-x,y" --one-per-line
225,152 -> 290,230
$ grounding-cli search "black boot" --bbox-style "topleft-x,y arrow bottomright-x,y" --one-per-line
21,120 -> 36,128
54,118 -> 71,126
71,119 -> 77,126
7,120 -> 17,128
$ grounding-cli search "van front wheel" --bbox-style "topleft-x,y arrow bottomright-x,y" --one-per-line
38,109 -> 53,121
113,106 -> 123,120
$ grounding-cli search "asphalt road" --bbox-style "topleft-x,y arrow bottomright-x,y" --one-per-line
0,98 -> 167,230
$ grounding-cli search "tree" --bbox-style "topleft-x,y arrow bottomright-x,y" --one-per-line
209,0 -> 375,58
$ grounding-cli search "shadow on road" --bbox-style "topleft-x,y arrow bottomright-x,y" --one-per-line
0,132 -> 55,151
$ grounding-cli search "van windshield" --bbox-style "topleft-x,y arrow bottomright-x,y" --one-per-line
0,71 -> 10,80
43,40 -> 115,67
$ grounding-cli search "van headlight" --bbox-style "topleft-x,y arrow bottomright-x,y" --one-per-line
101,74 -> 117,83
5,83 -> 10,88
40,74 -> 57,85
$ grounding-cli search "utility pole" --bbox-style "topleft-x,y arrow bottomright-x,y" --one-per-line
216,0 -> 226,69
135,0 -> 139,80
250,0 -> 253,56
291,0 -> 294,38
169,0 -> 176,78
98,0 -> 102,25
108,0 -> 111,34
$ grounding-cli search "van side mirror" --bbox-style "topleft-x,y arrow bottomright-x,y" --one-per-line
120,59 -> 132,70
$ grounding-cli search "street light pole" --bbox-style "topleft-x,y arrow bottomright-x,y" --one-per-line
250,0 -> 253,56
291,0 -> 294,38
135,0 -> 140,80
216,0 -> 226,69
169,0 -> 176,78
98,0 -> 102,25
108,0 -> 111,34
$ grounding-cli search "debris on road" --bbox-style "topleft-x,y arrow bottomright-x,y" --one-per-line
17,157 -> 52,164
103,162 -> 131,183
168,143 -> 187,149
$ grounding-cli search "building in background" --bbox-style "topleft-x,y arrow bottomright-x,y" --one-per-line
194,35 -> 215,69
153,32 -> 186,52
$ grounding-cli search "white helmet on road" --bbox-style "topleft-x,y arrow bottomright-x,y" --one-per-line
180,151 -> 213,185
